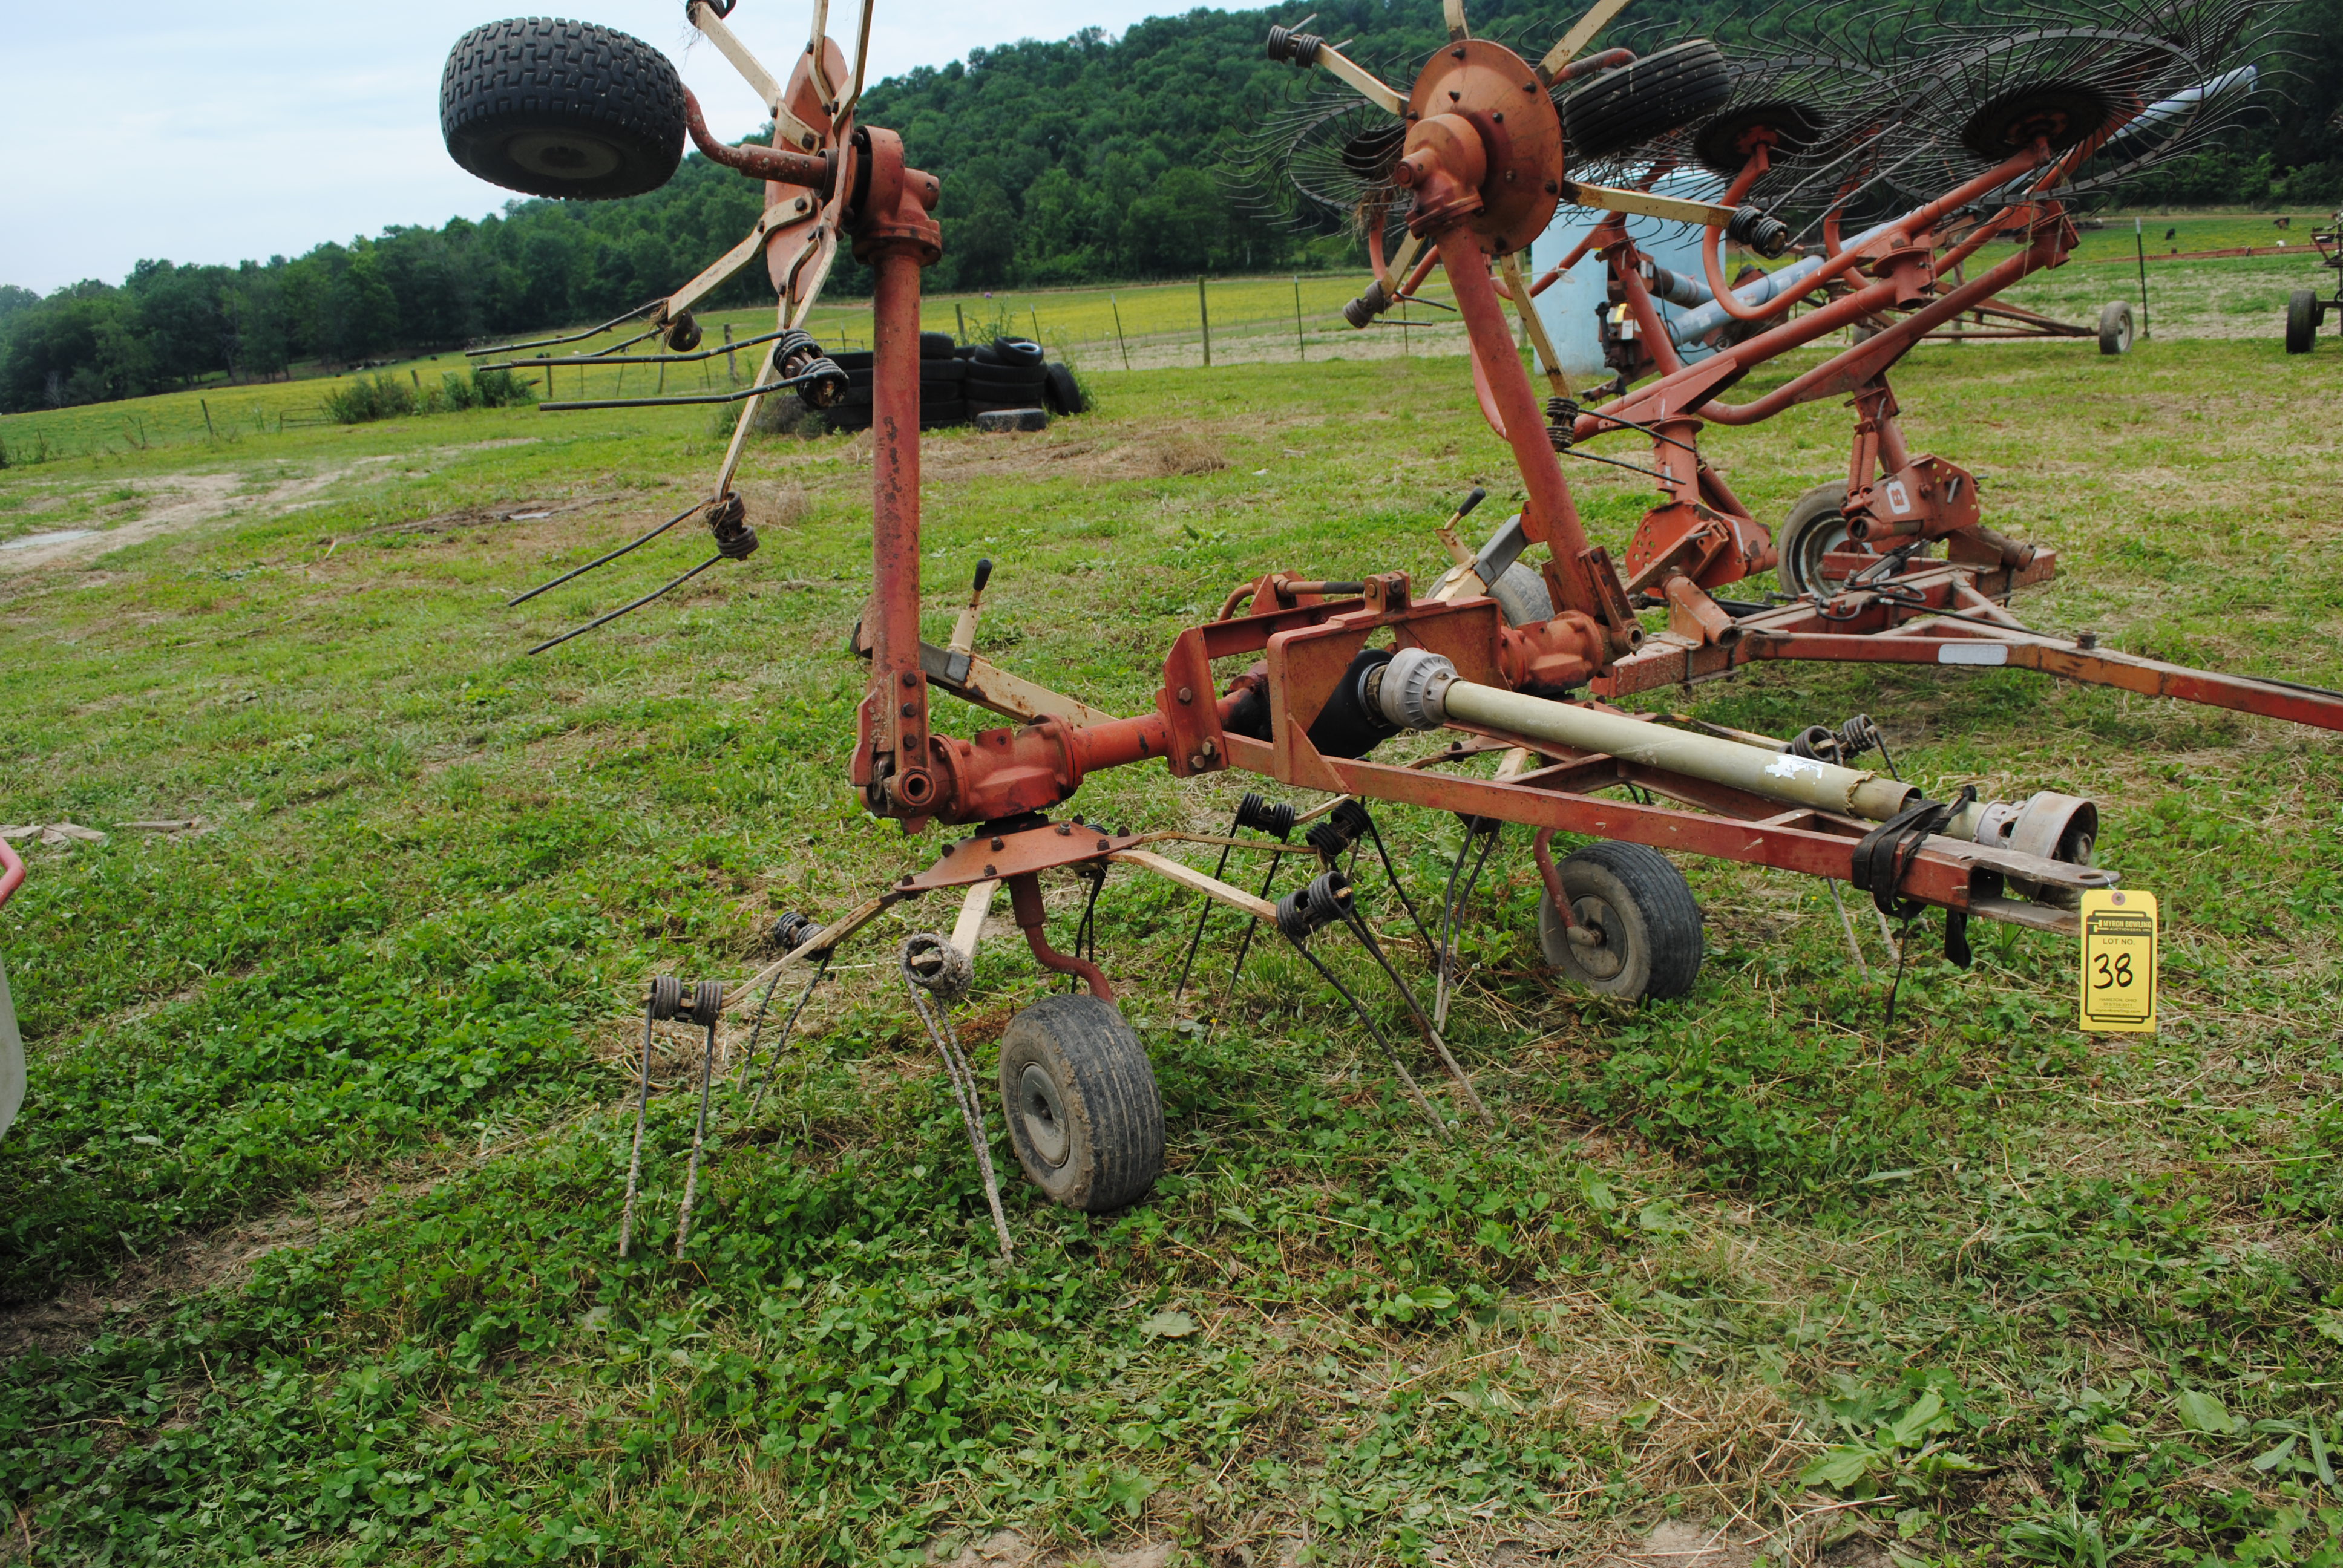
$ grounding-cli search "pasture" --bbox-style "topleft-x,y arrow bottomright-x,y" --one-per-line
0,305 -> 2339,1564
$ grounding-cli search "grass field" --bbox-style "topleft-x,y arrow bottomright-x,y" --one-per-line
4,205 -> 2329,471
1,317 -> 2339,1566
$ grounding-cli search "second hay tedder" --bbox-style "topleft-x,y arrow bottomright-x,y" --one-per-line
437,0 -> 2330,1243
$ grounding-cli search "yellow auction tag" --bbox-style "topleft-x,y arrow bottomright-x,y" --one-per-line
2079,888 -> 2158,1033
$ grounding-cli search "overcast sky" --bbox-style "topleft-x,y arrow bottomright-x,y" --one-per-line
1,0 -> 1182,295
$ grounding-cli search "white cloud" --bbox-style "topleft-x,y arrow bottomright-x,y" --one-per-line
0,0 -> 1185,293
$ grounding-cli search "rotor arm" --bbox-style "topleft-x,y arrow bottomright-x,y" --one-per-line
688,0 -> 828,152
1265,24 -> 1404,116
683,87 -> 837,192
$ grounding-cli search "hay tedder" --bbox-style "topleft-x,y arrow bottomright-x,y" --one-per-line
439,0 -> 2324,1243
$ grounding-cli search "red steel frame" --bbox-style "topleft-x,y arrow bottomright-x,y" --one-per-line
817,34 -> 2125,949
1450,123 -> 2343,727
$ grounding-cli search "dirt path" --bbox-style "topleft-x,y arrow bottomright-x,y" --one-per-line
0,458 -> 396,574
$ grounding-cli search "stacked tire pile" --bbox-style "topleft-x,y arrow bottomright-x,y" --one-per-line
826,333 -> 1089,433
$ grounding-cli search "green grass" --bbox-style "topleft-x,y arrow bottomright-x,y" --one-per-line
0,327 -> 2339,1565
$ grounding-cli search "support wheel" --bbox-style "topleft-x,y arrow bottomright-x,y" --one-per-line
441,18 -> 686,200
1775,480 -> 1858,596
1487,561 -> 1554,627
998,995 -> 1163,1212
1538,841 -> 1703,1002
2097,300 -> 2134,355
2287,289 -> 2320,354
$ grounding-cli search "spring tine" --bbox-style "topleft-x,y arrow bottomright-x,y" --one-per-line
1437,827 -> 1500,1030
480,325 -> 794,371
467,297 -> 664,357
748,954 -> 834,1113
1342,904 -> 1492,1127
527,554 -> 726,656
538,368 -> 824,411
617,997 -> 659,1258
1281,926 -> 1447,1136
1217,852 -> 1288,1019
1173,814 -> 1245,1001
508,498 -> 710,606
675,1019 -> 720,1256
1824,880 -> 1873,981
1359,817 -> 1434,952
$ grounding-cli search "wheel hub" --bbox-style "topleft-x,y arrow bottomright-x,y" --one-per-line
1571,896 -> 1627,979
1017,1063 -> 1071,1168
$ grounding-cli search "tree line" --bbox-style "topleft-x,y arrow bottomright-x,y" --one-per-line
3,0 -> 2335,413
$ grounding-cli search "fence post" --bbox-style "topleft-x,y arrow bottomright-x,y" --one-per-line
1198,275 -> 1212,367
2135,217 -> 2151,340
955,303 -> 968,344
200,399 -> 216,440
725,322 -> 738,382
1293,275 -> 1305,361
1110,293 -> 1132,371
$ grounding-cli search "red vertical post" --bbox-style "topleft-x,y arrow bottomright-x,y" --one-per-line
1435,232 -> 1607,619
847,128 -> 946,820
869,247 -> 931,809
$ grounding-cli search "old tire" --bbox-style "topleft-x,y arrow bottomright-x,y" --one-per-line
1561,41 -> 1734,163
441,18 -> 684,200
2097,299 -> 2134,355
2287,289 -> 2320,354
1486,561 -> 1553,627
1537,841 -> 1703,1002
1775,480 -> 1856,596
998,994 -> 1164,1212
1043,362 -> 1088,415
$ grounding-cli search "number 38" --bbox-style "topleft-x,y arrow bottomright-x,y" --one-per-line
2092,952 -> 2134,989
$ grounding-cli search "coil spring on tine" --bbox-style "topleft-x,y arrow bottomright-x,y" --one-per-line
647,975 -> 684,1021
1265,24 -> 1325,66
769,909 -> 822,955
689,979 -> 725,1028
1233,792 -> 1297,840
1277,869 -> 1353,942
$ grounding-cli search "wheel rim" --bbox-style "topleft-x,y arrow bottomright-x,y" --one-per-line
1794,517 -> 1857,593
1017,1063 -> 1072,1168
505,130 -> 624,184
1570,897 -> 1628,980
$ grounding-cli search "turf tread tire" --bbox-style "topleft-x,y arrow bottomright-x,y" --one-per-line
1561,41 -> 1733,163
441,17 -> 684,200
998,995 -> 1163,1212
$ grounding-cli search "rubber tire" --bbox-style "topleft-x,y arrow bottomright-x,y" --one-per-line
983,336 -> 1046,368
833,350 -> 874,371
920,331 -> 958,359
2097,299 -> 2134,355
923,359 -> 969,386
1486,561 -> 1553,627
441,18 -> 684,200
968,372 -> 1049,402
1536,841 -> 1703,1002
998,994 -> 1164,1212
1043,362 -> 1087,415
1775,480 -> 1858,596
2287,289 -> 2319,354
1561,41 -> 1733,163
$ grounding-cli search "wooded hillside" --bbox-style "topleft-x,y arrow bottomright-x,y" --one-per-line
3,0 -> 2335,412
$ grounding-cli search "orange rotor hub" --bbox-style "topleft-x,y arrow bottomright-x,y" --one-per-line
1395,39 -> 1564,253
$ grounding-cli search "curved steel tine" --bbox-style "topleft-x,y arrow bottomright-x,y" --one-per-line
508,499 -> 710,606
526,554 -> 727,656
